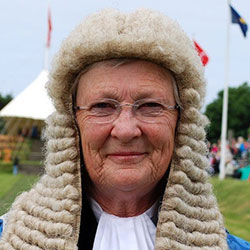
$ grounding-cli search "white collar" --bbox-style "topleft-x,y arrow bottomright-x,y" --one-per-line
90,198 -> 159,222
90,199 -> 158,250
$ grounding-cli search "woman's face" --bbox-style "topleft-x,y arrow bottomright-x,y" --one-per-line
76,60 -> 178,195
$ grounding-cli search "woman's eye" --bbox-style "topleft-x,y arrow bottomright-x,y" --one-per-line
93,102 -> 112,108
137,102 -> 164,115
139,102 -> 163,109
90,102 -> 116,113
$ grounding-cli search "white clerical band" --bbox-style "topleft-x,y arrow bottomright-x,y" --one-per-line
90,199 -> 157,250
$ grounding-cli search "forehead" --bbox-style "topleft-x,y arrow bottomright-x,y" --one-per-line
76,60 -> 175,102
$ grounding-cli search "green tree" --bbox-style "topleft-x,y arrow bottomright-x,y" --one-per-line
0,93 -> 12,110
205,82 -> 250,142
0,93 -> 12,132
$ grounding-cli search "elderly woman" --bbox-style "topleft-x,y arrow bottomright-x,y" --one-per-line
0,9 -> 249,250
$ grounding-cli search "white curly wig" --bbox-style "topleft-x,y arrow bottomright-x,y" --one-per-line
0,9 -> 228,250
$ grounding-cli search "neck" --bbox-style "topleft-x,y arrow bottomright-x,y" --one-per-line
88,183 -> 162,217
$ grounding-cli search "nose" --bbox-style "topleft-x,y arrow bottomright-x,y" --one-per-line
110,107 -> 142,143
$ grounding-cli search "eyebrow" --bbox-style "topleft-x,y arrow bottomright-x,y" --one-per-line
133,92 -> 156,100
94,91 -> 121,100
83,84 -> 171,102
91,91 -> 165,102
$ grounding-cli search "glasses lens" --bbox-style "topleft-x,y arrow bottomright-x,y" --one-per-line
87,100 -> 119,123
135,100 -> 165,123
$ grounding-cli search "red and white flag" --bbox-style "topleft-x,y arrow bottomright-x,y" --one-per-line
46,7 -> 52,48
193,40 -> 209,66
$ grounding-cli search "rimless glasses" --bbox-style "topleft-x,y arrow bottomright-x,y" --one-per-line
75,98 -> 179,124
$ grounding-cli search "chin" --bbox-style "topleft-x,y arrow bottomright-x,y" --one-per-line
108,169 -> 153,192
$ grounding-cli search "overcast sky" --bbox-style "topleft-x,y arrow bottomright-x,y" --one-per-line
0,0 -> 249,108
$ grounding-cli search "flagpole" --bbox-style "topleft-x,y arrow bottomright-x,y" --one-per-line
44,46 -> 49,71
219,0 -> 231,180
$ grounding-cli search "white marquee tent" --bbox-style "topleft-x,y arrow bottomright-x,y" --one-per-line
0,70 -> 54,135
0,5 -> 55,137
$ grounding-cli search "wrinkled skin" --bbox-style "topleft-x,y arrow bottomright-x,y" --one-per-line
76,60 -> 178,216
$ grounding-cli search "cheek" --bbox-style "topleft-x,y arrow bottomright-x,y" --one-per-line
77,124 -> 115,183
77,121 -> 111,181
147,118 -> 177,150
145,119 -> 177,177
76,114 -> 110,152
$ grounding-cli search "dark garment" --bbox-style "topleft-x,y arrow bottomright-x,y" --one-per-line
77,130 -> 97,250
77,192 -> 97,250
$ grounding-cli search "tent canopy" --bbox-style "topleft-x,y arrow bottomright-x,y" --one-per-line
0,70 -> 54,120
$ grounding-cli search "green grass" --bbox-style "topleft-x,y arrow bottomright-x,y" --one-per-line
0,162 -> 39,214
18,160 -> 42,166
0,162 -> 12,173
0,160 -> 42,168
0,173 -> 38,215
210,177 -> 250,241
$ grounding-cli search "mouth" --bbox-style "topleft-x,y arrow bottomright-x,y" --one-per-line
109,152 -> 145,156
107,152 -> 147,164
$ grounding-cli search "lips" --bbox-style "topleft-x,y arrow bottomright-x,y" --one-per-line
109,152 -> 145,156
107,152 -> 147,164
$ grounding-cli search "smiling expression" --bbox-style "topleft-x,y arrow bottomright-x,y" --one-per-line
75,60 -> 178,196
